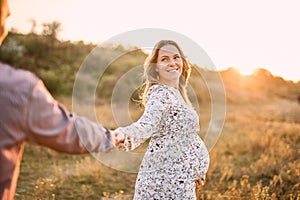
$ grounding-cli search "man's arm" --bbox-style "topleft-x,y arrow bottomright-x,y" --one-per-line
26,80 -> 113,153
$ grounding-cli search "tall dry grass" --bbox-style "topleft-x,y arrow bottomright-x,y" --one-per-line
200,99 -> 300,200
15,96 -> 300,199
15,70 -> 300,199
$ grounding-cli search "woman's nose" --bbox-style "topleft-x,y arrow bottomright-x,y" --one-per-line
168,59 -> 177,66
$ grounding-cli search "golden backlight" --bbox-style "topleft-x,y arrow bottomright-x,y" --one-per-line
237,67 -> 254,76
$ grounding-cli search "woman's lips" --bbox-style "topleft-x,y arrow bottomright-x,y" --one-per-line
166,68 -> 178,72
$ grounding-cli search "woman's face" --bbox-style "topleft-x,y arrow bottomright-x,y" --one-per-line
156,44 -> 183,87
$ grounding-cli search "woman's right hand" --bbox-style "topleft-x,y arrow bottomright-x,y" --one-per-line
111,129 -> 125,147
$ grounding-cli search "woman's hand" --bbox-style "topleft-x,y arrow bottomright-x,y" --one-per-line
195,176 -> 206,187
111,129 -> 125,147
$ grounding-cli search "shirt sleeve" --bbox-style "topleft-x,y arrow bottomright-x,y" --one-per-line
116,85 -> 172,151
26,80 -> 113,153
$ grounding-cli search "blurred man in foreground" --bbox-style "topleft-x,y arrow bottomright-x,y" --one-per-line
0,0 -> 113,199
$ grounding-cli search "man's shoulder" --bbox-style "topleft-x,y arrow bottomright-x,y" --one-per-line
0,62 -> 41,102
0,62 -> 40,87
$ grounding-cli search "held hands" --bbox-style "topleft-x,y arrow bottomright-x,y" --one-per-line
111,129 -> 125,147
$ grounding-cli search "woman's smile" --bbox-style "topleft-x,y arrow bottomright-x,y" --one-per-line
166,67 -> 179,72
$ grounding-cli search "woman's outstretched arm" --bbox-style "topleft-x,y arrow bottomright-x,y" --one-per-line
113,85 -> 172,151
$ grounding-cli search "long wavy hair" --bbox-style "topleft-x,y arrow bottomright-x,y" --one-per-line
141,40 -> 192,106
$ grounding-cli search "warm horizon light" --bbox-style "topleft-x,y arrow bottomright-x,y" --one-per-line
6,0 -> 300,83
235,67 -> 254,77
222,66 -> 300,83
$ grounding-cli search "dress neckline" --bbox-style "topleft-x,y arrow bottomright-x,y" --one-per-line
160,84 -> 188,104
160,84 -> 179,91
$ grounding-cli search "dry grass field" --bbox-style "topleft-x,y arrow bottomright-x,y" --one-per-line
15,70 -> 300,200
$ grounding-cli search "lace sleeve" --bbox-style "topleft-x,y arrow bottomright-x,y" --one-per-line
116,85 -> 171,151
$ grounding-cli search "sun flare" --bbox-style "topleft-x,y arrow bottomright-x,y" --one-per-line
237,67 -> 255,76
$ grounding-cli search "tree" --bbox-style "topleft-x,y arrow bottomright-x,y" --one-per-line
28,18 -> 37,34
42,21 -> 62,39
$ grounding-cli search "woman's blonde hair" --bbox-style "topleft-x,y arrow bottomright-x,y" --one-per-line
141,40 -> 192,106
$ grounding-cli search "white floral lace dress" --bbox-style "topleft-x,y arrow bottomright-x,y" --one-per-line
117,84 -> 209,200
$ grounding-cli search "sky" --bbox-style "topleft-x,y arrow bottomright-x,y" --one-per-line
7,0 -> 300,82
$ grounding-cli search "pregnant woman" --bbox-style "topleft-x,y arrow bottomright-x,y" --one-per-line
112,40 -> 210,200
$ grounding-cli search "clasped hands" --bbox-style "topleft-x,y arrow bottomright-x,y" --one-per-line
110,129 -> 126,147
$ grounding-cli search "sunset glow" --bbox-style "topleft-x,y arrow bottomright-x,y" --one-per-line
236,67 -> 255,76
6,0 -> 300,83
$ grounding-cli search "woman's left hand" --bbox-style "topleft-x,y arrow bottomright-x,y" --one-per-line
195,176 -> 206,187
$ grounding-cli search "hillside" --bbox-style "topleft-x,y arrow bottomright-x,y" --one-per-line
1,32 -> 299,199
1,32 -> 299,105
220,67 -> 300,104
